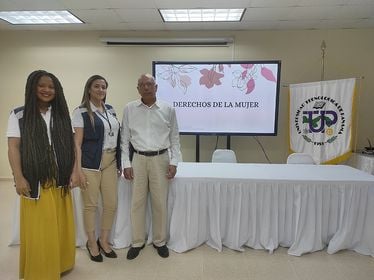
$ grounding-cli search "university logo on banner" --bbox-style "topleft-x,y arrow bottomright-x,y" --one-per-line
289,78 -> 356,164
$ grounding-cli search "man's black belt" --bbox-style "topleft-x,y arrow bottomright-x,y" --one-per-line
133,148 -> 167,157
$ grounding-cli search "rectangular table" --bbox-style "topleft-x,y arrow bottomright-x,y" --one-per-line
11,163 -> 374,257
345,153 -> 374,175
164,163 -> 374,256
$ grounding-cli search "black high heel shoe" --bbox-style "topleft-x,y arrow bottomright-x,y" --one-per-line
86,241 -> 103,262
97,239 -> 117,258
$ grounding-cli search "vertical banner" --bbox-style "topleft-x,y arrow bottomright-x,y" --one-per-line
289,78 -> 356,164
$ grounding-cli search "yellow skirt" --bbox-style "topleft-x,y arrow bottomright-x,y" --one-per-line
19,186 -> 76,280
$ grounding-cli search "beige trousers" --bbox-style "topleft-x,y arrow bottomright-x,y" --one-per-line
131,152 -> 169,247
82,150 -> 118,233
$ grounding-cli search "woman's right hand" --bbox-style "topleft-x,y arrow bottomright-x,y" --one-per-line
78,170 -> 88,191
70,168 -> 78,188
14,176 -> 31,197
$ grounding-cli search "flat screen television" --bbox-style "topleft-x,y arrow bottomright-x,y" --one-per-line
153,60 -> 281,135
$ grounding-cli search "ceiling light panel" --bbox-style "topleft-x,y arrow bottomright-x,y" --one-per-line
160,8 -> 245,22
0,11 -> 83,24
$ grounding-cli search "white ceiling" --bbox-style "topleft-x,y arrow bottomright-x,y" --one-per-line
0,0 -> 374,31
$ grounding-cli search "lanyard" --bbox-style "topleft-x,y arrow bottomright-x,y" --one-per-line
97,108 -> 114,136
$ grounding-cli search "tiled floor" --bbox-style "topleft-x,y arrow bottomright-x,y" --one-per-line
1,179 -> 373,280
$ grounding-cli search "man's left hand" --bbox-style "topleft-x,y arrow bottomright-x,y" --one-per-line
167,165 -> 177,179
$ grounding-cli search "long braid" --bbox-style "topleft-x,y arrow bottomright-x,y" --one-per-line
20,70 -> 74,195
21,71 -> 55,191
49,73 -> 75,193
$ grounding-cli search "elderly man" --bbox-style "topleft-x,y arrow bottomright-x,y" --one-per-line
121,73 -> 181,259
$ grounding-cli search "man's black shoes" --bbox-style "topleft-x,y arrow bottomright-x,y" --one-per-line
126,243 -> 169,259
153,244 -> 169,258
126,244 -> 145,260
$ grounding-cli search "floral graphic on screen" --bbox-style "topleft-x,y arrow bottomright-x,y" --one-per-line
232,64 -> 277,94
156,63 -> 277,95
156,64 -> 196,93
199,64 -> 227,89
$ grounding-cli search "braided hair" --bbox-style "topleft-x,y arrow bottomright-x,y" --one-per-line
20,70 -> 75,194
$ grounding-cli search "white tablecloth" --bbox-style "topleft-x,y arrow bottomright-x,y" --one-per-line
345,153 -> 374,175
10,163 -> 374,257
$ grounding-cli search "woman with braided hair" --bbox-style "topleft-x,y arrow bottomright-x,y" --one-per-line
7,70 -> 77,280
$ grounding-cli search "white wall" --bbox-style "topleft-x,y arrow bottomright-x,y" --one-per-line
1,29 -> 373,178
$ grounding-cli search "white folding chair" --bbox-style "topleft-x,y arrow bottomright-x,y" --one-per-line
287,153 -> 315,164
211,149 -> 237,163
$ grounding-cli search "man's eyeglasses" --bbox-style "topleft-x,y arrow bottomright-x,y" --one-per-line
138,82 -> 155,88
